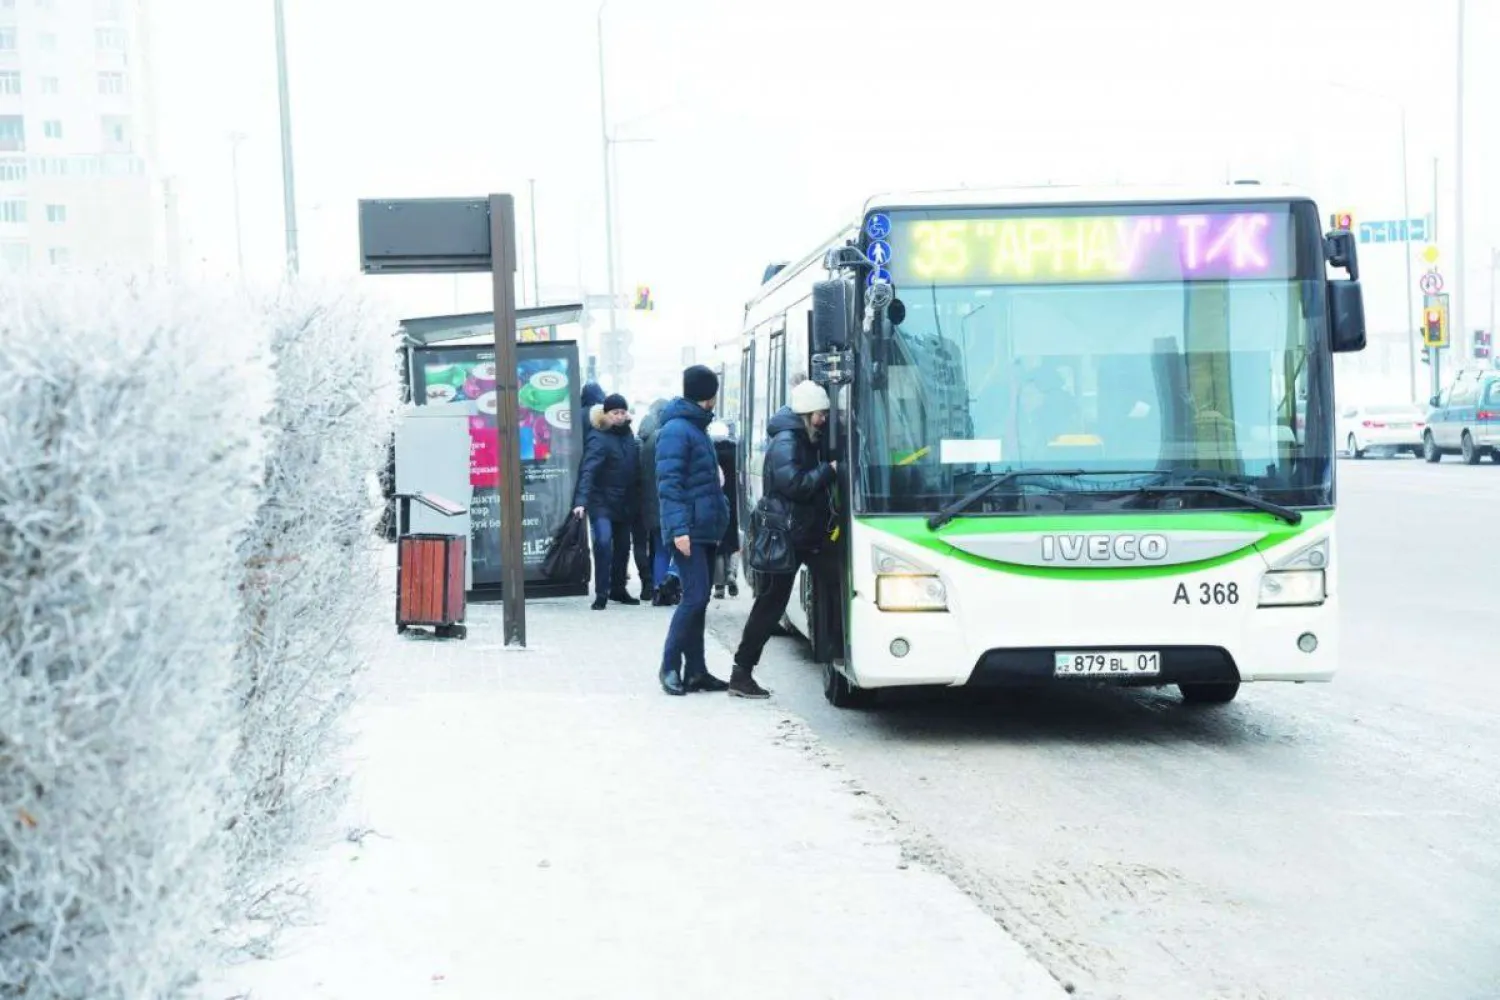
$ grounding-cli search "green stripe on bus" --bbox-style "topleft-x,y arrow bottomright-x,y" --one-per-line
856,510 -> 1332,580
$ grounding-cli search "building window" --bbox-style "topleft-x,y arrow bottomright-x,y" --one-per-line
0,241 -> 27,270
0,156 -> 22,181
0,71 -> 17,95
101,115 -> 129,150
40,76 -> 57,95
42,119 -> 60,139
0,115 -> 21,151
98,72 -> 124,96
44,202 -> 63,223
95,26 -> 124,49
93,0 -> 119,17
47,246 -> 68,266
0,28 -> 16,51
0,199 -> 25,223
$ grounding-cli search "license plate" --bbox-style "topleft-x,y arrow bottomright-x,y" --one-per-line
1054,651 -> 1161,677
1390,422 -> 1411,429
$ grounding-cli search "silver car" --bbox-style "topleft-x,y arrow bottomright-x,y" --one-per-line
1422,368 -> 1500,464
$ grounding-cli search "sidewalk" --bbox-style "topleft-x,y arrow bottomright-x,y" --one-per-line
200,561 -> 1066,1000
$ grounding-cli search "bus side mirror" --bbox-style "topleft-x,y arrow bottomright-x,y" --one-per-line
1328,280 -> 1366,354
811,278 -> 852,353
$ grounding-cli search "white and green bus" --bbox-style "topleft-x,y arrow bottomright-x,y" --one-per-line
725,185 -> 1366,708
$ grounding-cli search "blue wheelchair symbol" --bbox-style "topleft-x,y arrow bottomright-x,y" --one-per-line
867,267 -> 892,287
866,213 -> 891,241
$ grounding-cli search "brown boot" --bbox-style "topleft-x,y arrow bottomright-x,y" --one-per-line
728,665 -> 770,699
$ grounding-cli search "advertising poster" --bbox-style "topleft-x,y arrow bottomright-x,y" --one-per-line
411,341 -> 583,596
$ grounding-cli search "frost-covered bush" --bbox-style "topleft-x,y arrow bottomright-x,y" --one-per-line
0,273 -> 270,998
223,284 -> 397,955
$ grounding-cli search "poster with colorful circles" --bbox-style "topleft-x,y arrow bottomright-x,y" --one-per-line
410,341 -> 583,593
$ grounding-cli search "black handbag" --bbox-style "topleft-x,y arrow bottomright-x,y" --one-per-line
542,515 -> 591,584
746,495 -> 798,575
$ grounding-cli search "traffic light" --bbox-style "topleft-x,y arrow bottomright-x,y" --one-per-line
1423,306 -> 1449,348
1476,330 -> 1492,361
1330,211 -> 1354,231
633,285 -> 654,311
1421,344 -> 1431,365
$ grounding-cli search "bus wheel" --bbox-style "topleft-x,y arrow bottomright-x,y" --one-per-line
1178,681 -> 1240,705
824,660 -> 872,709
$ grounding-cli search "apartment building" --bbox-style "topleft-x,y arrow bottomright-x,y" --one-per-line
0,0 -> 154,271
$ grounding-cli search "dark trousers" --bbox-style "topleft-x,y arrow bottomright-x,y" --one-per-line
614,514 -> 652,593
590,516 -> 631,599
661,542 -> 715,679
735,547 -> 843,670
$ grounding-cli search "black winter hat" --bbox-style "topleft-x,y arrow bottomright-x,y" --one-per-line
683,364 -> 719,403
602,393 -> 629,413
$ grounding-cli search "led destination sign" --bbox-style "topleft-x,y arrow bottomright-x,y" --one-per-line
882,208 -> 1297,286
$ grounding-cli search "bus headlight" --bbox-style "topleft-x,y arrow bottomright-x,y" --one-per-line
876,575 -> 948,612
1270,537 -> 1329,571
1258,569 -> 1326,607
872,545 -> 948,611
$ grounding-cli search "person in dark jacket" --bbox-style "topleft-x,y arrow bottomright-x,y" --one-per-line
708,420 -> 740,600
573,393 -> 642,610
655,366 -> 731,696
729,379 -> 839,699
579,381 -> 607,447
636,398 -> 681,606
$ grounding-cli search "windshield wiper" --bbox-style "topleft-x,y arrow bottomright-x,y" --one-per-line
1131,474 -> 1302,525
926,468 -> 1089,530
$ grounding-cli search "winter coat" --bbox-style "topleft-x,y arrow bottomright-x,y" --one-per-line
573,405 -> 641,522
762,406 -> 836,552
714,437 -> 740,555
655,397 -> 731,547
636,400 -> 668,530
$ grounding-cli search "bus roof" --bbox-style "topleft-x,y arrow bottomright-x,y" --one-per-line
862,182 -> 1314,214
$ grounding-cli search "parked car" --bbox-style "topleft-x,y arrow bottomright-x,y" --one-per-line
1421,368 -> 1500,464
1337,402 -> 1426,458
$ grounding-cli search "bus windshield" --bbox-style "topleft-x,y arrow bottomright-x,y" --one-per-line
852,202 -> 1334,516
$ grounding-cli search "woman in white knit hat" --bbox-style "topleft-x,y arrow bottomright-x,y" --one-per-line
728,378 -> 838,699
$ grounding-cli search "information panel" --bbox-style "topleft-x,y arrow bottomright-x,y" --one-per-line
411,340 -> 583,594
881,206 -> 1298,287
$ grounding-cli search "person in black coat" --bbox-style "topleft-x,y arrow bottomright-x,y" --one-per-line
729,379 -> 839,699
572,393 -> 643,610
708,420 -> 740,600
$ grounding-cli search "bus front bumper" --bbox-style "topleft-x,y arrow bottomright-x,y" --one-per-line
846,594 -> 1340,690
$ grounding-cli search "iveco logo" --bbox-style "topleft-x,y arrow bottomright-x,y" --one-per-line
1040,533 -> 1170,563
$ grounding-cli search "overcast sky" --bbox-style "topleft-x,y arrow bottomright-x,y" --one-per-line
146,0 -> 1499,348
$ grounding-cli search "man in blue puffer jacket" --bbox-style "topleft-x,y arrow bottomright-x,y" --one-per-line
654,365 -> 731,696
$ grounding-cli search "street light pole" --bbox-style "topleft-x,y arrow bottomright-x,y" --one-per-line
1453,0 -> 1466,358
229,131 -> 247,279
528,178 -> 541,307
596,2 -> 618,348
273,0 -> 299,276
1400,107 -> 1416,401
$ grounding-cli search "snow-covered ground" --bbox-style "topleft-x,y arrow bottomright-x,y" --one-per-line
196,591 -> 1065,1000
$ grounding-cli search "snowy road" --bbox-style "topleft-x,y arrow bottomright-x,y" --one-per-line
708,458 -> 1500,1000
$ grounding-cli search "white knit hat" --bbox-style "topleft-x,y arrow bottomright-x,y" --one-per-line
790,379 -> 831,414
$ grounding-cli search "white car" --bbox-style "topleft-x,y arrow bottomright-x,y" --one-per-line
1338,402 -> 1427,458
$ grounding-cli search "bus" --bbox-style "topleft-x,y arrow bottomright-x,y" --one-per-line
728,184 -> 1366,708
